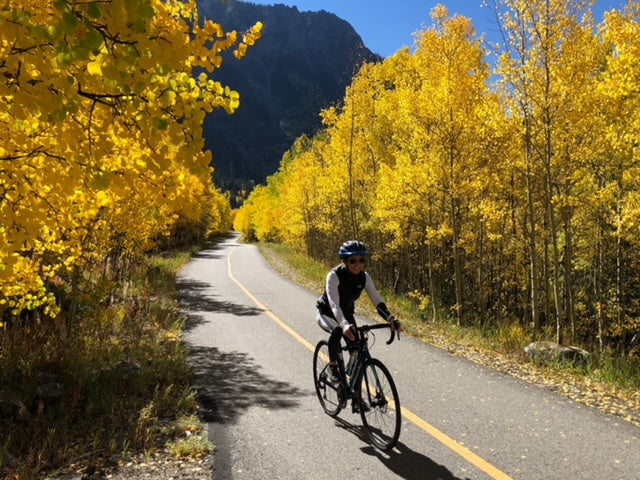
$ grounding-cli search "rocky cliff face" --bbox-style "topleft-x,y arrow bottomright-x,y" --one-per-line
197,0 -> 380,190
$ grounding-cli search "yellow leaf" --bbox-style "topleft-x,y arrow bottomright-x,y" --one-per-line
87,61 -> 102,76
95,191 -> 110,207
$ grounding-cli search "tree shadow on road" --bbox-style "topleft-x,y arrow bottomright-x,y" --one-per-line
334,417 -> 469,480
177,278 -> 263,330
189,250 -> 224,260
187,345 -> 302,424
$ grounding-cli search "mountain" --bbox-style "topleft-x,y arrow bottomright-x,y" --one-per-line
197,0 -> 381,192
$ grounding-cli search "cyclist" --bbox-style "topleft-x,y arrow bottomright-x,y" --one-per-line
316,240 -> 401,385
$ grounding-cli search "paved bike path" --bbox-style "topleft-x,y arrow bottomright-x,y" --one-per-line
179,235 -> 640,480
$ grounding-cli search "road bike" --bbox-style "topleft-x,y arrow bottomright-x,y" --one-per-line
312,322 -> 401,451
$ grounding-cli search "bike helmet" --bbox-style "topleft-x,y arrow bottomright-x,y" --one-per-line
338,240 -> 368,259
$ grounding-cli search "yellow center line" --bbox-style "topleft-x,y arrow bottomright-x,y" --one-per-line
227,249 -> 316,352
227,249 -> 514,480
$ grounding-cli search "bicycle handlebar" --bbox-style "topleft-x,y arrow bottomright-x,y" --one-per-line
357,322 -> 399,345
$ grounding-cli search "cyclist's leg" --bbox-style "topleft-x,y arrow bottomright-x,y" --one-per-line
316,311 -> 336,333
317,312 -> 343,381
317,312 -> 341,363
328,326 -> 343,363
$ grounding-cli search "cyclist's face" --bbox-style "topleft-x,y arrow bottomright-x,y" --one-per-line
346,255 -> 366,274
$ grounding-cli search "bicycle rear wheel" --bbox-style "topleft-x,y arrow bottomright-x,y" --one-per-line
356,358 -> 401,451
313,340 -> 344,417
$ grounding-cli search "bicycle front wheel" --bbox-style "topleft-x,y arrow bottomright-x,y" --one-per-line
356,358 -> 401,451
313,340 -> 343,417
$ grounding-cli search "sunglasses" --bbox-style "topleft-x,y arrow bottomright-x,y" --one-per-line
348,257 -> 366,265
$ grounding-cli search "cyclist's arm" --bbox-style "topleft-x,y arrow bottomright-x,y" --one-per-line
363,272 -> 391,320
326,270 -> 350,329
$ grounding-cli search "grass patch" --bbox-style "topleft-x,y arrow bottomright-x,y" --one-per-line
164,413 -> 214,459
166,421 -> 214,460
0,248 -> 211,479
258,242 -> 327,292
593,353 -> 640,391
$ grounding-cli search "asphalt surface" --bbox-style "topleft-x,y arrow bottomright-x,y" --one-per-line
178,234 -> 640,480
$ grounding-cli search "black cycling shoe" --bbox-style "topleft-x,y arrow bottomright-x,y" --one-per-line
327,365 -> 341,384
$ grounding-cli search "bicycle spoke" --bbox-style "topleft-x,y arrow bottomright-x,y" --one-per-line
358,359 -> 401,451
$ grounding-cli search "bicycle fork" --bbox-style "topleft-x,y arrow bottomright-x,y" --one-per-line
361,363 -> 388,412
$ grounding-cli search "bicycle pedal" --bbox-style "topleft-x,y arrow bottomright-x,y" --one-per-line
352,402 -> 370,414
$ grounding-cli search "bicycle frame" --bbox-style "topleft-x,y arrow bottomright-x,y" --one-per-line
335,323 -> 396,407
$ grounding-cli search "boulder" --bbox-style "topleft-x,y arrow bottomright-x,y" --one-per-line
524,341 -> 591,367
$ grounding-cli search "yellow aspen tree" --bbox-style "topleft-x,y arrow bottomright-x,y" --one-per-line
284,132 -> 342,256
236,134 -> 324,255
296,93 -> 369,250
0,0 -> 262,318
277,136 -> 328,254
233,202 -> 256,241
355,55 -> 422,279
398,4 -> 493,325
322,75 -> 379,242
240,184 -> 283,242
594,1 -> 640,351
495,0 -> 598,341
366,48 -> 441,312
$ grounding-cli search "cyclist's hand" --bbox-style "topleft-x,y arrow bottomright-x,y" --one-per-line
343,324 -> 356,341
388,314 -> 402,332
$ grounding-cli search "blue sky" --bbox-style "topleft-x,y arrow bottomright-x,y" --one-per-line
247,0 -> 626,58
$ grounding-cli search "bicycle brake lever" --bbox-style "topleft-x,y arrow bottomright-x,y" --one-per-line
386,329 -> 395,345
